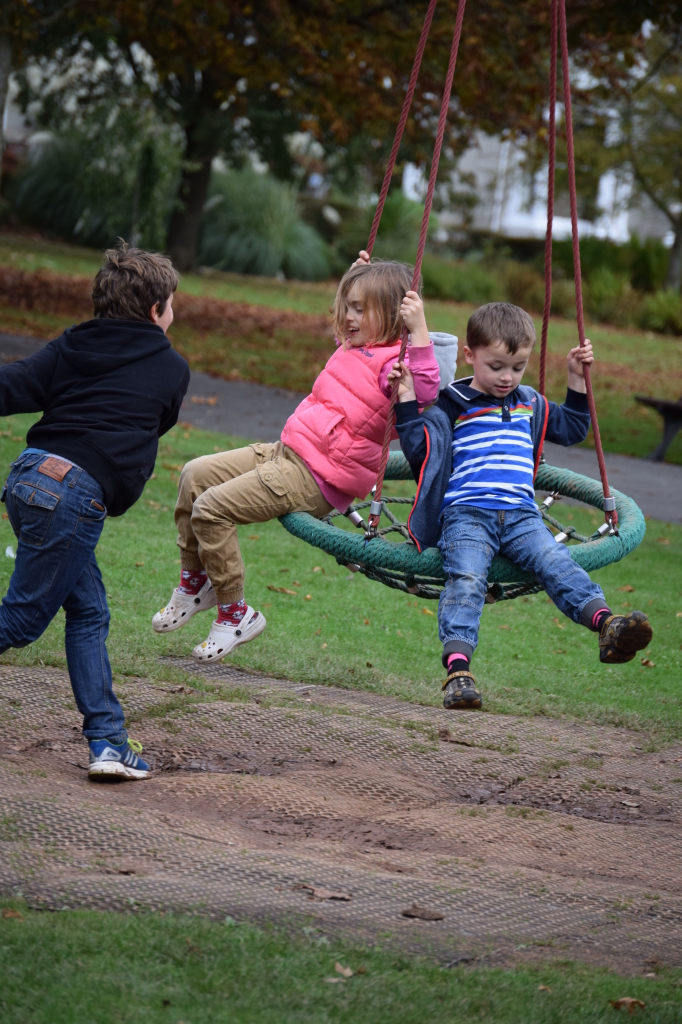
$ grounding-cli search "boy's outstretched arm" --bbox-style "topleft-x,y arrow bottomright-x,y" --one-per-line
545,338 -> 594,446
158,363 -> 191,437
0,344 -> 59,417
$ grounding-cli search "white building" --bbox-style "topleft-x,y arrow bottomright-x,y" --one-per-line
403,131 -> 673,246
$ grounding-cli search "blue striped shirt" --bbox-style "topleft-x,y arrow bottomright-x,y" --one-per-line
441,399 -> 537,511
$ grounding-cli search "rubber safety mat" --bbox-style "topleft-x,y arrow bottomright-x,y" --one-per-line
1,663 -> 681,973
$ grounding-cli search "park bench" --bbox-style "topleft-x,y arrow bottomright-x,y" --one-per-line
634,393 -> 682,461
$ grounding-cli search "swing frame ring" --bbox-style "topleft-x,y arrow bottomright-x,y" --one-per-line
279,454 -> 646,602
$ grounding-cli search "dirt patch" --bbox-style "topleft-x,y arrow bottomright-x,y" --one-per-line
1,663 -> 681,973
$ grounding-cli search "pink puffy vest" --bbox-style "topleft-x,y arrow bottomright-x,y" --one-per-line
281,341 -> 402,498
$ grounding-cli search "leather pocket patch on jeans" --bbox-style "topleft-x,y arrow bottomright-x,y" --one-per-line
38,457 -> 73,482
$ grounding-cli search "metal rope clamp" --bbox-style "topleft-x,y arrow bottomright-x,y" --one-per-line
603,495 -> 619,535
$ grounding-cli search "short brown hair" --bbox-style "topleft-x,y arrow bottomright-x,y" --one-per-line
467,302 -> 536,354
92,242 -> 179,322
332,259 -> 419,346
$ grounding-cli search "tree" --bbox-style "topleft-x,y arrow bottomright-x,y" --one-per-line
13,1 -> 682,267
623,30 -> 682,291
0,1 -> 86,188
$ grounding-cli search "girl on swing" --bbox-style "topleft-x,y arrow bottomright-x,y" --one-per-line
152,253 -> 454,663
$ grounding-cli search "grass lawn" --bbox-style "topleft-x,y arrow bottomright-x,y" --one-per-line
1,901 -> 680,1024
1,230 -> 681,464
0,415 -> 679,741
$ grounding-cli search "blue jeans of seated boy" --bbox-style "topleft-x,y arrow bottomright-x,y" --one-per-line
437,504 -> 607,654
0,449 -> 125,742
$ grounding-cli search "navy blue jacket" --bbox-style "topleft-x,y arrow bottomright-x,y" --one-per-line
395,377 -> 591,551
0,319 -> 189,517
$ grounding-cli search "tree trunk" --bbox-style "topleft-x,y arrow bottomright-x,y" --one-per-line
166,119 -> 219,272
0,34 -> 12,190
665,219 -> 682,293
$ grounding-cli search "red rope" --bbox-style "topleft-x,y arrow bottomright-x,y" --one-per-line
558,0 -> 616,525
539,0 -> 558,398
366,0 -> 439,258
368,0 -> 468,531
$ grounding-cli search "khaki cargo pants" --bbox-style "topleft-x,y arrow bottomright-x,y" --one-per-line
176,442 -> 334,604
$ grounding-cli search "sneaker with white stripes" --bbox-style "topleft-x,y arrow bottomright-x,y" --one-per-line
88,738 -> 151,780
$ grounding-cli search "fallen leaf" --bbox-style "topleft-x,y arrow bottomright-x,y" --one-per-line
401,903 -> 444,921
657,537 -> 670,545
292,580 -> 300,586
292,883 -> 351,901
267,585 -> 297,596
2,908 -> 23,920
355,965 -> 367,974
321,642 -> 327,649
305,594 -> 312,600
677,612 -> 682,618
324,977 -> 343,984
552,617 -> 565,630
618,585 -> 635,592
641,658 -> 656,668
335,963 -> 353,978
1,512 -> 7,520
249,534 -> 260,540
313,565 -> 323,572
621,799 -> 640,808
499,624 -> 510,630
422,607 -> 435,615
538,984 -> 552,992
314,627 -> 322,636
609,997 -> 646,1013
366,661 -> 373,668
363,618 -> 370,625
190,395 -> 218,406
135,562 -> 144,567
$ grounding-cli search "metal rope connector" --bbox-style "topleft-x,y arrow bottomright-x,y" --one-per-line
540,491 -> 562,511
345,508 -> 368,531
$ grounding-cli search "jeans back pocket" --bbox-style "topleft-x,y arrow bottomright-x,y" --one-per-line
11,481 -> 60,547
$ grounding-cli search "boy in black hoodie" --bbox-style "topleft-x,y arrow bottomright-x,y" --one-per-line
0,245 -> 189,778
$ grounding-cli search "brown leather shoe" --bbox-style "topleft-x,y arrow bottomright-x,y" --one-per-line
599,610 -> 652,664
442,669 -> 482,710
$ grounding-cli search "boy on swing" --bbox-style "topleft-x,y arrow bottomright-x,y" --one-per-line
395,302 -> 652,710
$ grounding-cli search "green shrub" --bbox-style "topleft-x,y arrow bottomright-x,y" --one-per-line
334,191 -> 437,267
552,235 -> 669,294
584,267 -> 629,323
198,169 -> 330,281
550,278 -> 576,318
502,261 -> 545,312
641,289 -> 682,335
9,114 -> 181,249
421,255 -> 499,304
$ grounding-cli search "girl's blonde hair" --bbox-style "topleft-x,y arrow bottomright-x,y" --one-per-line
332,259 -> 421,347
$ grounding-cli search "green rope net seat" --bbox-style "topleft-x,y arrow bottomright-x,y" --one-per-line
279,452 -> 646,601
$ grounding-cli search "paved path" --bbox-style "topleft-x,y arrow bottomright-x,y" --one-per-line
2,332 -> 681,523
2,664 -> 681,972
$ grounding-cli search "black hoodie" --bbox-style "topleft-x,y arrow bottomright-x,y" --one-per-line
0,318 -> 190,517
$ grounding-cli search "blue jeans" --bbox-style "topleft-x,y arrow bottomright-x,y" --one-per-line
437,504 -> 607,657
0,449 -> 125,741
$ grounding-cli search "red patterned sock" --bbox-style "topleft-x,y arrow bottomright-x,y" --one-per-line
177,569 -> 207,595
217,600 -> 247,625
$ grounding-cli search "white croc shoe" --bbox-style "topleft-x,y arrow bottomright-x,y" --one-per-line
152,579 -> 216,633
192,607 -> 266,664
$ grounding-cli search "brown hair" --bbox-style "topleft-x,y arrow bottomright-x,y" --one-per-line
92,242 -> 179,322
332,259 -> 419,346
466,302 -> 536,354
